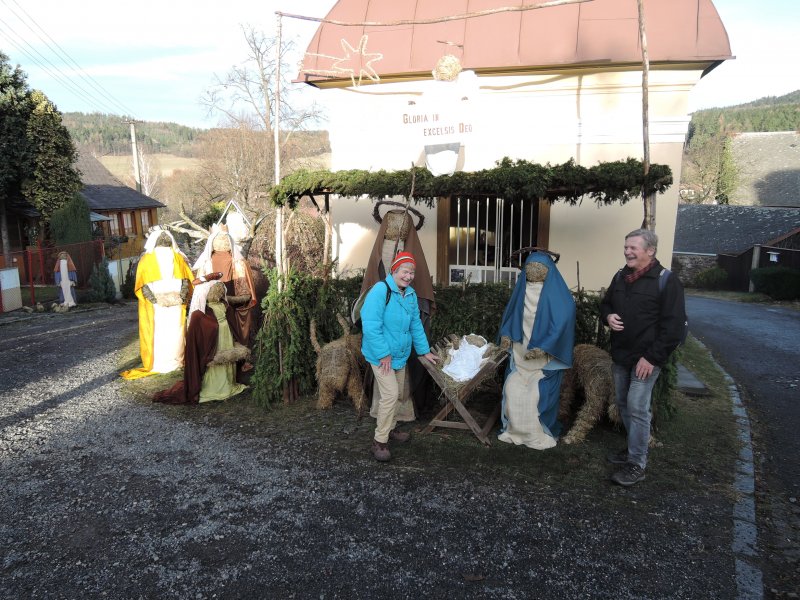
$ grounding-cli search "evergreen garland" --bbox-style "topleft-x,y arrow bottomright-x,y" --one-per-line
270,157 -> 672,209
250,272 -> 678,415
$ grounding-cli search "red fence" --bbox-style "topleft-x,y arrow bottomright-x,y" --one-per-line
43,240 -> 106,286
0,240 -> 106,309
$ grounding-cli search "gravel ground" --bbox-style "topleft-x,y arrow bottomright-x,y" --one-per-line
1,304 -> 738,599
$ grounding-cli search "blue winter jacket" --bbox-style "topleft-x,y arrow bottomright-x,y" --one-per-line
361,276 -> 431,370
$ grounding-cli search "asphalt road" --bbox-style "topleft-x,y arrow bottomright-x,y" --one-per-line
686,295 -> 800,596
685,296 -> 800,498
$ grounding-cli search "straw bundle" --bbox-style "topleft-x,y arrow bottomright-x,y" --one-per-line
432,54 -> 462,82
384,210 -> 411,242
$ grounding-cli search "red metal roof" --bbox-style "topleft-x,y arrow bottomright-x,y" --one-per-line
298,0 -> 732,86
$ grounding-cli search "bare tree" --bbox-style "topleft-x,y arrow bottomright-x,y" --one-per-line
197,26 -> 324,258
195,119 -> 272,215
159,167 -> 222,223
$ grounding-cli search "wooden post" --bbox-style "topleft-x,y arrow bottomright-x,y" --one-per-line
749,244 -> 761,292
26,248 -> 35,305
637,0 -> 655,231
37,239 -> 46,284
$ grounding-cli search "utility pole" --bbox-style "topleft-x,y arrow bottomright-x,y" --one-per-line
125,119 -> 143,194
274,13 -> 284,283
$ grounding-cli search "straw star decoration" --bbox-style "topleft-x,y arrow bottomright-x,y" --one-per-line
302,34 -> 383,87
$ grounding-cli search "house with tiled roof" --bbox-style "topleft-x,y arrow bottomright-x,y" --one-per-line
672,204 -> 800,287
295,0 -> 733,291
76,151 -> 165,258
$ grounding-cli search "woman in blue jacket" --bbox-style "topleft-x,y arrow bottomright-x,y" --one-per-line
361,252 -> 439,462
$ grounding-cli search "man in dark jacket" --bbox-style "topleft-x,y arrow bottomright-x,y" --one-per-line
600,229 -> 686,486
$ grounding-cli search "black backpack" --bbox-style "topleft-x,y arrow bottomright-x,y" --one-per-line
614,268 -> 689,346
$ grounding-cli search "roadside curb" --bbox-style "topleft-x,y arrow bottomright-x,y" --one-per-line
695,338 -> 763,600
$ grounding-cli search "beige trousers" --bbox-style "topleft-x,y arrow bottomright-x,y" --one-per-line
371,364 -> 406,443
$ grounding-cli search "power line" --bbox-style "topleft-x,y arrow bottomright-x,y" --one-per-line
0,0 -> 137,118
2,0 -> 138,117
0,18 -> 120,114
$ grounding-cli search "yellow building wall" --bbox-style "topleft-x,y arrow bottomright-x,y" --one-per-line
323,67 -> 702,290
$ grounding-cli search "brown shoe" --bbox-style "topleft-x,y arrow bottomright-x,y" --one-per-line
389,428 -> 411,443
372,440 -> 391,462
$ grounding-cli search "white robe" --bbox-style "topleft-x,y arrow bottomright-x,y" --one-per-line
149,247 -> 185,374
497,282 -> 557,450
58,260 -> 76,308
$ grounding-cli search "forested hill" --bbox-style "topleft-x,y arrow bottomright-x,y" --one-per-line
63,112 -> 203,157
63,112 -> 331,160
687,90 -> 800,144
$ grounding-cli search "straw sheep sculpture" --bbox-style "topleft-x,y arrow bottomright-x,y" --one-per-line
558,343 -> 622,444
310,315 -> 366,412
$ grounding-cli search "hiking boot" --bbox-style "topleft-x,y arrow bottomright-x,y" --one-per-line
606,448 -> 629,465
372,440 -> 391,462
610,463 -> 646,487
389,427 -> 411,443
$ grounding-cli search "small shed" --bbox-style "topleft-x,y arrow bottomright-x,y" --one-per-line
672,204 -> 800,287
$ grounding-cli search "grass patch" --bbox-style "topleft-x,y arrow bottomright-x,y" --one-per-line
652,338 -> 739,495
687,289 -> 800,311
686,289 -> 770,302
118,333 -> 739,498
22,285 -> 60,307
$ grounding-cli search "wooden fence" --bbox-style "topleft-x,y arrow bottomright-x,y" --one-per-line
718,245 -> 800,291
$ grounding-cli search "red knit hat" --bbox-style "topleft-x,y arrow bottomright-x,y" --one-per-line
390,251 -> 416,273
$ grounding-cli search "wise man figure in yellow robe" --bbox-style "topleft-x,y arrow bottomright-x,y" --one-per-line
121,227 -> 194,380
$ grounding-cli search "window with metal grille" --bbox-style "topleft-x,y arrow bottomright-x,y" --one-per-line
448,197 -> 538,286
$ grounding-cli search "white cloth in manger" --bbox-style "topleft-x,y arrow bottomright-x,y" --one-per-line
442,335 -> 490,382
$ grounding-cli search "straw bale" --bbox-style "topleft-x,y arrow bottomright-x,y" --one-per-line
559,344 -> 657,446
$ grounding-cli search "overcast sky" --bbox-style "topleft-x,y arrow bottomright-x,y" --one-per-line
2,0 -> 798,129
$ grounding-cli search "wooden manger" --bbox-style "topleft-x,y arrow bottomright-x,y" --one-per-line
419,334 -> 509,446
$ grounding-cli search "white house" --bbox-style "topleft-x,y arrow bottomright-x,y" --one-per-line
297,0 -> 732,290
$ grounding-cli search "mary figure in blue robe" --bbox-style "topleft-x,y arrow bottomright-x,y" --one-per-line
497,251 -> 575,449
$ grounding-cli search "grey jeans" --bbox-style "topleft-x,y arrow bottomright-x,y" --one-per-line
612,363 -> 661,469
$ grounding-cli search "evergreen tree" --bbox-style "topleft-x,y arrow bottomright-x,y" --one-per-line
87,257 -> 117,302
0,51 -> 33,262
50,193 -> 92,245
23,90 -> 82,221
